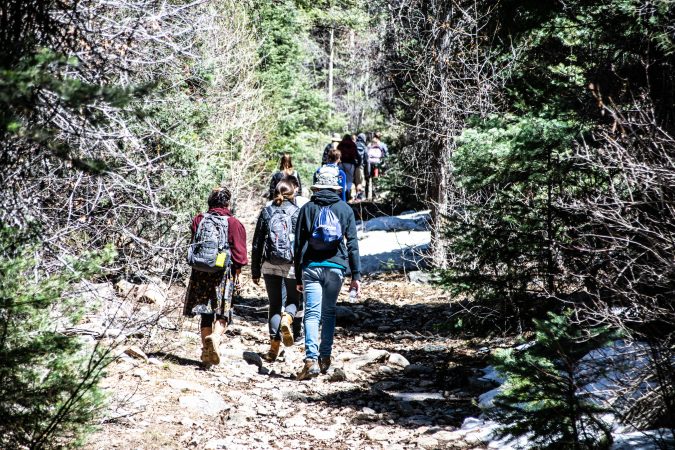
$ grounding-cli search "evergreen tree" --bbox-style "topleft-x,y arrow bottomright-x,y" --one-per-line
492,312 -> 617,449
0,227 -> 115,448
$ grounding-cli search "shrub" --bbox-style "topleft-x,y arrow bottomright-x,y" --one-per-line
0,227 -> 115,449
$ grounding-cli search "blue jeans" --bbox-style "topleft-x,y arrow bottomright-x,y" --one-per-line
302,266 -> 345,360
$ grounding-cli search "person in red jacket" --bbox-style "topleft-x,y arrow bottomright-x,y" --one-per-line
337,134 -> 360,201
183,187 -> 248,367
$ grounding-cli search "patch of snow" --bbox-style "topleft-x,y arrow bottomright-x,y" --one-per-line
358,230 -> 430,274
611,429 -> 675,450
359,210 -> 431,232
576,340 -> 654,408
461,417 -> 487,431
479,366 -> 506,385
514,341 -> 535,351
478,387 -> 502,410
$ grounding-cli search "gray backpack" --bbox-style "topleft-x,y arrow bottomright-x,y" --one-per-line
187,213 -> 230,272
264,203 -> 297,265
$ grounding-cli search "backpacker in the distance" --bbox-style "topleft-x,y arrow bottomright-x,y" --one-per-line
264,204 -> 297,264
309,205 -> 343,251
187,213 -> 230,272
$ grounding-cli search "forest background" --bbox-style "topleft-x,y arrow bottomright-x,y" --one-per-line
1,0 -> 673,448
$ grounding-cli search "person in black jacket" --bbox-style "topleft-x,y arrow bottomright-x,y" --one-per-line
252,179 -> 301,361
268,153 -> 302,199
293,170 -> 361,380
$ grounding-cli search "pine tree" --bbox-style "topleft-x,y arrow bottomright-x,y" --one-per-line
0,227 -> 115,449
492,311 -> 617,449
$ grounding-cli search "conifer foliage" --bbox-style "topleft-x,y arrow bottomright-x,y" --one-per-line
493,312 -> 618,449
0,228 -> 115,448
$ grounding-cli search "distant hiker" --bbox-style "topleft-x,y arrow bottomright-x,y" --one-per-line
321,132 -> 342,165
184,187 -> 248,367
366,133 -> 388,198
285,174 -> 310,208
269,154 -> 302,199
293,169 -> 361,380
252,179 -> 301,361
337,134 -> 360,201
316,148 -> 347,202
354,133 -> 368,201
372,132 -> 389,160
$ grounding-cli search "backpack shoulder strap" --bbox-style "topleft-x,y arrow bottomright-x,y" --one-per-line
194,212 -> 211,238
214,213 -> 230,250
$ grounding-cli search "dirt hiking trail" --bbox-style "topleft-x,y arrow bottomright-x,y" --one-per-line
85,274 -> 499,450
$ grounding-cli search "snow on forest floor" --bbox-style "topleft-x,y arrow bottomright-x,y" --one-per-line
83,274 -> 501,450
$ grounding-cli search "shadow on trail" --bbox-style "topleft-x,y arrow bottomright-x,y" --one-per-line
234,292 -> 493,429
147,351 -> 202,368
308,345 -> 487,429
233,294 -> 459,337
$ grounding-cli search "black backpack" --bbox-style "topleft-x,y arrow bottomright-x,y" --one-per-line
356,141 -> 367,166
264,203 -> 298,264
187,213 -> 230,272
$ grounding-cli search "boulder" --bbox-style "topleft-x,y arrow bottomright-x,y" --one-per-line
115,280 -> 136,298
387,353 -> 410,368
122,345 -> 148,363
136,284 -> 167,306
346,349 -> 390,369
366,426 -> 390,441
407,271 -> 436,284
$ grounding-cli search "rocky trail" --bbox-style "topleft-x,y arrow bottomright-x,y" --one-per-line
83,273 -> 503,450
78,203 -> 672,450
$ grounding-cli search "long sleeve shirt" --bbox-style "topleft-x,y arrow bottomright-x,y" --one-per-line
191,207 -> 248,269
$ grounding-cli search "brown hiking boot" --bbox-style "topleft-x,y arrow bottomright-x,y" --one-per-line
319,356 -> 332,374
279,313 -> 294,347
262,339 -> 282,362
296,359 -> 320,381
200,347 -> 212,367
203,334 -> 220,365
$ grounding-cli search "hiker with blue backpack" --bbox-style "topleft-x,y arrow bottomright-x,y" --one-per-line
318,148 -> 347,202
183,187 -> 248,367
293,167 -> 361,380
251,179 -> 301,361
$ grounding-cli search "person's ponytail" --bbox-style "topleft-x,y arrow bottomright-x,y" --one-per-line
272,179 -> 295,206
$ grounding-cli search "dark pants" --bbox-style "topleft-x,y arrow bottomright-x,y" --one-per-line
263,274 -> 300,340
200,313 -> 228,328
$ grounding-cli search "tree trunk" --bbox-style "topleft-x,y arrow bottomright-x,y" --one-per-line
328,26 -> 335,110
431,140 -> 450,269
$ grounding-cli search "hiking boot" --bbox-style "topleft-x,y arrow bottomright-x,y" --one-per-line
200,347 -> 212,367
296,359 -> 320,381
279,313 -> 294,347
262,339 -> 282,362
319,356 -> 331,374
203,334 -> 220,365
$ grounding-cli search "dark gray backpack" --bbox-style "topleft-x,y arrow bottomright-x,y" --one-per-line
264,203 -> 297,265
187,213 -> 230,272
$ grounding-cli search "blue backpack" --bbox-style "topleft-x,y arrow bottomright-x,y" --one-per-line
309,206 -> 343,250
